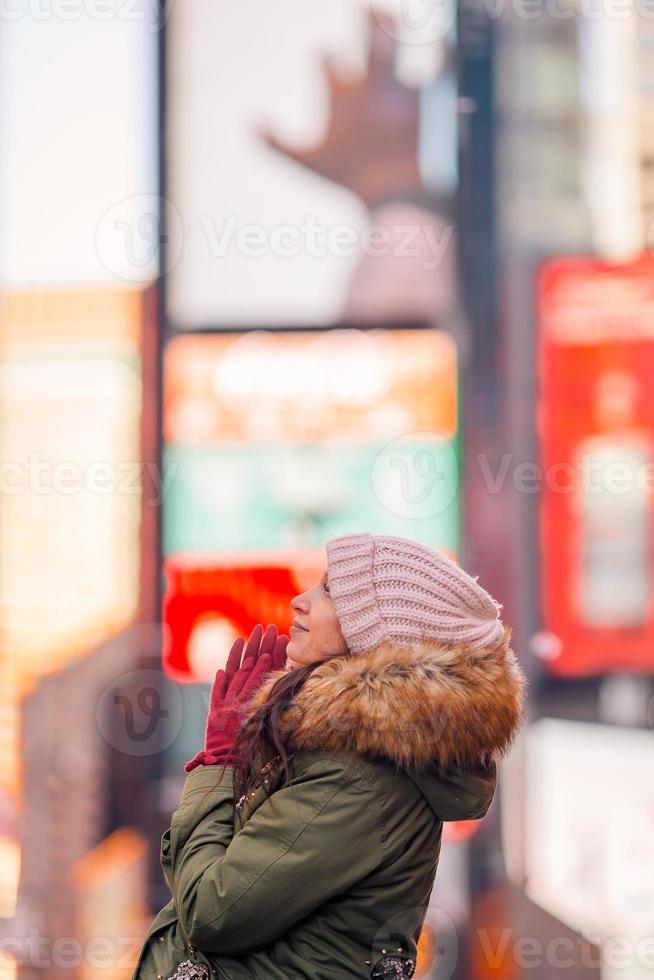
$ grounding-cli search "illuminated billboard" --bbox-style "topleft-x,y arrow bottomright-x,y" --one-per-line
162,327 -> 460,679
526,718 -> 654,950
536,253 -> 654,675
166,0 -> 459,329
0,289 -> 145,683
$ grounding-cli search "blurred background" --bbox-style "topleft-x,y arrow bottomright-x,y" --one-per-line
1,0 -> 654,977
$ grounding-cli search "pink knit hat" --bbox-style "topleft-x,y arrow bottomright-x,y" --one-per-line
325,533 -> 505,655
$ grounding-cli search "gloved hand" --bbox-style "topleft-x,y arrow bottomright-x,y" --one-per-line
184,623 -> 288,773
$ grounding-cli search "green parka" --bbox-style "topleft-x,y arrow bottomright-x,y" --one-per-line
132,626 -> 526,980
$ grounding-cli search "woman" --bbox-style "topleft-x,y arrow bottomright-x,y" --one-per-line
132,533 -> 526,980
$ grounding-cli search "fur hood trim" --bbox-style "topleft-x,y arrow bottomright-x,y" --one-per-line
245,625 -> 527,771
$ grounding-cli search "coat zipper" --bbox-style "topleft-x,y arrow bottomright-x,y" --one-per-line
259,754 -> 281,775
235,756 -> 282,813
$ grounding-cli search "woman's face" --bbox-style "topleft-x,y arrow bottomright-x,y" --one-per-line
287,568 -> 349,667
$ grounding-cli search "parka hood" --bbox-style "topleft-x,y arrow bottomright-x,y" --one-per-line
245,624 -> 526,820
403,759 -> 498,822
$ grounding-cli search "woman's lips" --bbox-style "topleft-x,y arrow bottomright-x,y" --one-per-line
290,623 -> 309,633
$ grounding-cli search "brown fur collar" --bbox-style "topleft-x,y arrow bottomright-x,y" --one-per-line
245,626 -> 527,771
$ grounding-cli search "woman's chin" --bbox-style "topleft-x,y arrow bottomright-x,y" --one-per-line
286,653 -> 307,669
286,634 -> 310,667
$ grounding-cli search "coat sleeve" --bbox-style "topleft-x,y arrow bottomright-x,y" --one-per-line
161,758 -> 384,955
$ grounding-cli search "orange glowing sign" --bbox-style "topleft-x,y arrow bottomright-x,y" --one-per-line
0,287 -> 146,801
164,328 -> 457,445
0,289 -> 144,684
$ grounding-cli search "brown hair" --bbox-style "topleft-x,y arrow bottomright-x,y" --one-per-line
207,662 -> 323,820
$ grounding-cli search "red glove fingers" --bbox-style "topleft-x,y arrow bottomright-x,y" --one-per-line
206,669 -> 228,712
226,624 -> 284,679
223,653 -> 272,712
243,623 -> 285,677
272,635 -> 289,671
258,623 -> 279,660
223,623 -> 268,687
238,653 -> 273,704
184,623 -> 286,774
223,624 -> 277,705
224,635 -> 246,684
222,624 -> 264,691
242,623 -> 264,662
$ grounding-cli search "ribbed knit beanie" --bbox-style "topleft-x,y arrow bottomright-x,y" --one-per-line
325,532 -> 505,655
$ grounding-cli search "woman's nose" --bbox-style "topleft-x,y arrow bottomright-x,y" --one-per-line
290,593 -> 309,613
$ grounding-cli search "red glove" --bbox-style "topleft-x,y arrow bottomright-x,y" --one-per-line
184,623 -> 288,773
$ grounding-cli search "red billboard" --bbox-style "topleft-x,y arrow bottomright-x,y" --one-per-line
163,550 -> 324,682
536,252 -> 654,675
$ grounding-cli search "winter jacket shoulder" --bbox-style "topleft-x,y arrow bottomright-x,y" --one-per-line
132,627 -> 526,980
